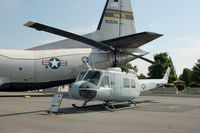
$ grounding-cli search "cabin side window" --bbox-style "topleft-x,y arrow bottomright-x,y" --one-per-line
100,76 -> 110,88
123,78 -> 130,88
131,79 -> 136,88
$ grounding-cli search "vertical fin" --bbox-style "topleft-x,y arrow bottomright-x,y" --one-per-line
96,0 -> 136,40
163,67 -> 171,81
97,0 -> 110,30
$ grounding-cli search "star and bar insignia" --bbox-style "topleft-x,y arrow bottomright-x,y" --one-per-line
42,57 -> 67,69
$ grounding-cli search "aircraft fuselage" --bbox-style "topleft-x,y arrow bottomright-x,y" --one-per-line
0,48 -> 134,91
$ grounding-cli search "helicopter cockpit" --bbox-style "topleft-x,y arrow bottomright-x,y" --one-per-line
69,69 -> 103,101
76,70 -> 102,86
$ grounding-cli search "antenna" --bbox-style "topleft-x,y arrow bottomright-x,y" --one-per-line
119,0 -> 122,37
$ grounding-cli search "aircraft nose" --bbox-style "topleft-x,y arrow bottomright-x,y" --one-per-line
79,82 -> 97,100
69,81 -> 97,100
79,89 -> 97,100
79,81 -> 97,89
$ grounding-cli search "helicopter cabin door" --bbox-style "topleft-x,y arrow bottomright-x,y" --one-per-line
110,73 -> 121,99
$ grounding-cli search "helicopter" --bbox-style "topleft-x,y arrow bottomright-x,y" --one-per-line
68,64 -> 170,111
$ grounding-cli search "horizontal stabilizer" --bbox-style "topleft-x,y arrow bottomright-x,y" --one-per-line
102,32 -> 163,48
24,21 -> 114,51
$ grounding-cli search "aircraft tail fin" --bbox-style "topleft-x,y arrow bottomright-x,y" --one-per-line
163,67 -> 171,82
96,0 -> 136,40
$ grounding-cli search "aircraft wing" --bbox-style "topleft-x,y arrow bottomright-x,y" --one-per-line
25,21 -> 162,50
24,21 -> 115,52
24,21 -> 160,64
102,32 -> 163,48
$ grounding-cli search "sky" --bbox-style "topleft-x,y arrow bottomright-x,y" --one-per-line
0,0 -> 200,76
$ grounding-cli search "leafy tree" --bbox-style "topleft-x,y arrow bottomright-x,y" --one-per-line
179,68 -> 192,86
125,63 -> 138,73
192,59 -> 200,83
138,73 -> 147,79
179,59 -> 200,87
148,52 -> 177,83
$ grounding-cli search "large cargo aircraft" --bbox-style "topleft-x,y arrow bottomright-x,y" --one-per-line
0,0 -> 162,91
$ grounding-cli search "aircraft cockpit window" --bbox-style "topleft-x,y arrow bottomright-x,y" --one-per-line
83,71 -> 102,85
131,79 -> 136,88
123,78 -> 130,88
100,76 -> 110,88
76,71 -> 87,81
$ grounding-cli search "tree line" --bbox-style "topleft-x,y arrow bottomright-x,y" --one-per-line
127,52 -> 200,87
179,59 -> 200,87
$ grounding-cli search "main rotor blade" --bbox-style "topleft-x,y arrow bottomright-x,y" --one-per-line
24,21 -> 115,52
128,53 -> 155,64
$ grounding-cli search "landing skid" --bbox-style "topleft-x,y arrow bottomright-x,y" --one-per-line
103,101 -> 137,112
72,101 -> 88,110
72,100 -> 137,112
128,100 -> 137,107
72,104 -> 86,109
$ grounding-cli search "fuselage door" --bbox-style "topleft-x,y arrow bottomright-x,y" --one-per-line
110,73 -> 121,99
98,73 -> 111,100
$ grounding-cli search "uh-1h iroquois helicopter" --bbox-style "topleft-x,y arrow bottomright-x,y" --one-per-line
0,0 -> 163,92
67,59 -> 170,111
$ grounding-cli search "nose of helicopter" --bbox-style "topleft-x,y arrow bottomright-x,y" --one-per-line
79,81 -> 97,100
69,81 -> 97,100
79,89 -> 97,100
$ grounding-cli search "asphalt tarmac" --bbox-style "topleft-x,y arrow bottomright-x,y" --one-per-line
0,94 -> 200,133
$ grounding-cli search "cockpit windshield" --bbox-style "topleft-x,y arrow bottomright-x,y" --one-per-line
83,71 -> 102,85
76,70 -> 102,85
76,70 -> 87,81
